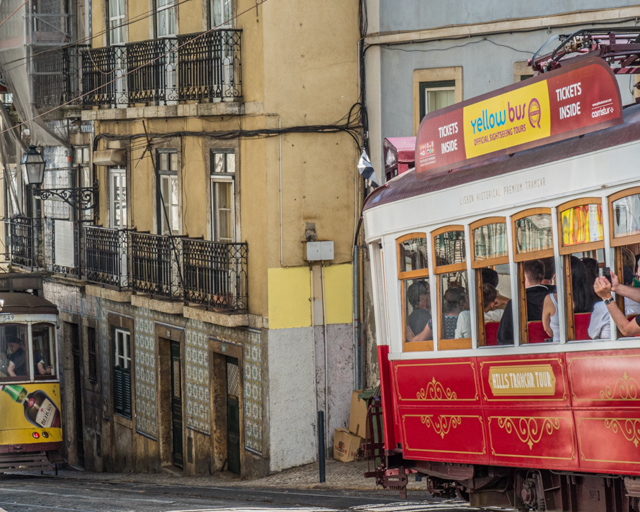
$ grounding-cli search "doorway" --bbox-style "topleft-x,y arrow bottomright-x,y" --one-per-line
67,322 -> 85,467
170,341 -> 183,469
225,356 -> 240,474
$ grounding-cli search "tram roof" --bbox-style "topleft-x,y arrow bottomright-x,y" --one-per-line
364,102 -> 640,212
0,292 -> 58,316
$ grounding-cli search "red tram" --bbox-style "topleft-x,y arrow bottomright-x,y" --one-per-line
363,39 -> 640,512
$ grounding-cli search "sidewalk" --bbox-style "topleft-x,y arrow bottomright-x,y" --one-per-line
48,459 -> 426,492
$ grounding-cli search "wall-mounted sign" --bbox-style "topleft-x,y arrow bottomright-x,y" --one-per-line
416,58 -> 622,175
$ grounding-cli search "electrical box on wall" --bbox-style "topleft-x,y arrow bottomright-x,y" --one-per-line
305,241 -> 334,261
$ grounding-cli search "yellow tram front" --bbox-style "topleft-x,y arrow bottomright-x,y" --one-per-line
0,292 -> 61,472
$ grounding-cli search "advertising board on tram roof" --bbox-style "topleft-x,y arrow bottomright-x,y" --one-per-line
416,57 -> 623,175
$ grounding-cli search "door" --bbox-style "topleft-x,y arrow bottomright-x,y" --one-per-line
69,323 -> 85,467
226,356 -> 240,474
170,341 -> 183,469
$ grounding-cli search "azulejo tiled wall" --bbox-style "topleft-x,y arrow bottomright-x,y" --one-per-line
244,327 -> 263,455
185,321 -> 210,434
134,308 -> 158,438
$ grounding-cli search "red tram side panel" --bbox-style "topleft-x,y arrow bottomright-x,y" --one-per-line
386,349 -> 640,475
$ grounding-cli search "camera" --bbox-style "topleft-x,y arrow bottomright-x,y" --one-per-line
603,267 -> 612,284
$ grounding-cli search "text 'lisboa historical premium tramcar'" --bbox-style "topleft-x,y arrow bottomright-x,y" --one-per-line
363,41 -> 640,512
0,276 -> 62,473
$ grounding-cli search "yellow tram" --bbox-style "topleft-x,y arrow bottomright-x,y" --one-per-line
0,283 -> 62,473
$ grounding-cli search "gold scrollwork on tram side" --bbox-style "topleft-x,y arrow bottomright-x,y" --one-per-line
605,418 -> 640,447
496,416 -> 561,450
599,373 -> 640,401
416,377 -> 458,400
420,415 -> 462,439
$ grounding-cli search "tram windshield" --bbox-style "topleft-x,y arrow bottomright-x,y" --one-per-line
0,323 -> 56,381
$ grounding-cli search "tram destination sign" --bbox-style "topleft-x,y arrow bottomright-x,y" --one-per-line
416,57 -> 622,175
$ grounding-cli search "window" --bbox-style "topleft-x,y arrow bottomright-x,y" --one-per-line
156,0 -> 176,37
87,326 -> 98,385
113,328 -> 131,418
32,324 -> 55,380
513,61 -> 534,83
211,150 -> 236,242
109,167 -> 127,228
398,233 -> 431,352
470,217 -> 511,347
157,150 -> 180,235
108,0 -> 126,44
608,187 -> 640,328
413,67 -> 462,133
432,226 -> 470,350
211,0 -> 232,28
0,324 -> 29,381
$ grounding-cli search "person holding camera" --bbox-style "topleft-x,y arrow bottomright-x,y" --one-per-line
592,269 -> 640,338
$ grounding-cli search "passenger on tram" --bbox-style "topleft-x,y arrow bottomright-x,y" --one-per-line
497,259 -> 550,345
481,268 -> 509,311
455,283 -> 500,338
442,287 -> 468,339
540,257 -> 557,292
623,262 -> 640,315
581,257 -> 599,289
592,270 -> 640,337
543,256 -> 594,342
7,340 -> 27,377
405,280 -> 432,342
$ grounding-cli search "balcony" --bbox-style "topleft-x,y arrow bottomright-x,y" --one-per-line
8,221 -> 248,312
82,30 -> 242,107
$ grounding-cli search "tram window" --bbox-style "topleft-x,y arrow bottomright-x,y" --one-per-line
556,199 -> 604,342
514,212 -> 553,254
404,278 -> 433,343
471,218 -> 511,347
398,233 -> 432,352
432,227 -> 470,350
0,324 -> 29,380
32,324 -> 55,379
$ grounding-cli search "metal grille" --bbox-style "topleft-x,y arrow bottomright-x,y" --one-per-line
177,29 -> 242,101
226,361 -> 239,397
130,232 -> 180,298
82,46 -> 128,106
7,216 -> 41,270
85,226 -> 129,288
182,239 -> 247,310
126,38 -> 178,104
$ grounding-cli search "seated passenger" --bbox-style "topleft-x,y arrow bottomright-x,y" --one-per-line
543,256 -> 594,342
624,263 -> 640,315
592,269 -> 640,338
405,280 -> 432,342
581,257 -> 599,289
7,340 -> 27,377
540,256 -> 557,292
442,286 -> 468,339
455,283 -> 500,339
482,268 -> 509,310
497,259 -> 550,345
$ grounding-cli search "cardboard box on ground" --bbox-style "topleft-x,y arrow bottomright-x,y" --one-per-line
333,390 -> 370,462
333,428 -> 362,462
349,389 -> 369,439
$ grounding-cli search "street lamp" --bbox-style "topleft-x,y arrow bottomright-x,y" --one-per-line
22,145 -> 98,212
21,145 -> 45,186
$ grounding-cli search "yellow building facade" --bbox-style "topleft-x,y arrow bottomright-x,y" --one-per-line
26,0 -> 364,477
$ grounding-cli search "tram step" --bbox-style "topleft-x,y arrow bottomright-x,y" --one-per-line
0,452 -> 53,473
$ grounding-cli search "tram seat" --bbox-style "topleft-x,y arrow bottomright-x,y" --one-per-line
527,321 -> 548,343
574,312 -> 591,340
485,322 -> 500,346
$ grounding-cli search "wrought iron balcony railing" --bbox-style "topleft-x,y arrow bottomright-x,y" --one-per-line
82,29 -> 242,107
6,216 -> 41,270
85,226 -> 129,289
7,220 -> 249,313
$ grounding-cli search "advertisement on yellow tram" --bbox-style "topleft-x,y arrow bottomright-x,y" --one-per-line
0,383 -> 62,446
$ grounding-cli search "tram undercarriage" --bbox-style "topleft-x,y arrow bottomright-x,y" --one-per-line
368,457 -> 640,512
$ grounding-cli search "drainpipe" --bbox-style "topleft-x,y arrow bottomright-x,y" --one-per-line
353,216 -> 363,390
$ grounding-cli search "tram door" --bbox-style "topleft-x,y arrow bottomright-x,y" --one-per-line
170,342 -> 183,469
68,323 -> 85,467
226,356 -> 240,474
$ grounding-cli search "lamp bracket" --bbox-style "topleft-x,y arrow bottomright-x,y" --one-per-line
32,181 -> 98,211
